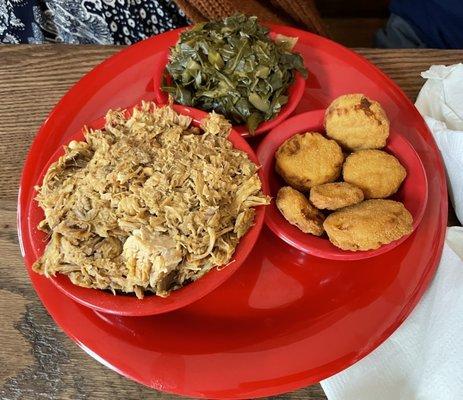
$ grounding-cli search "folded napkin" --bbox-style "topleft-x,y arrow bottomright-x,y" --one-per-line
321,227 -> 463,400
422,116 -> 463,224
416,64 -> 463,131
416,64 -> 463,224
321,65 -> 463,399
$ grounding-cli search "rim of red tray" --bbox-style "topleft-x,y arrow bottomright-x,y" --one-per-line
257,109 -> 429,260
151,30 -> 306,138
17,23 -> 448,398
25,104 -> 268,317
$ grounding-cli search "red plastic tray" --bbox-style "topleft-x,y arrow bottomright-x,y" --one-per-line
18,25 -> 447,399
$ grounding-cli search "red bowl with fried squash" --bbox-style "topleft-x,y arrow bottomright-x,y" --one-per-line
152,30 -> 306,138
27,104 -> 268,316
257,109 -> 428,260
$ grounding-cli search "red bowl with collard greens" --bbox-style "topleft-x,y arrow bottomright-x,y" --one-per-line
153,15 -> 307,137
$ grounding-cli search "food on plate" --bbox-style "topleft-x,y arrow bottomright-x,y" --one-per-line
343,149 -> 407,199
275,132 -> 344,191
276,186 -> 325,236
309,182 -> 364,210
323,199 -> 413,251
162,14 -> 307,134
324,94 -> 389,151
271,93 -> 415,252
33,102 -> 270,298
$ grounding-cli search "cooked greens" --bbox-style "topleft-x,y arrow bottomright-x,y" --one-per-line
162,14 -> 307,134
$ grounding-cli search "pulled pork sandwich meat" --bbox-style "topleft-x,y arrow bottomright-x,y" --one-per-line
33,102 -> 269,298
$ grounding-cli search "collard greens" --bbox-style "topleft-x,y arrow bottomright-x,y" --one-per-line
163,14 -> 307,134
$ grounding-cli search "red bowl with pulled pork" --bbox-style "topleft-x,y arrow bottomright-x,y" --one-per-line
27,103 -> 268,316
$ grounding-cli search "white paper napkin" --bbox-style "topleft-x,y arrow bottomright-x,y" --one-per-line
415,64 -> 463,224
415,64 -> 463,131
421,116 -> 463,224
320,65 -> 463,399
321,227 -> 463,400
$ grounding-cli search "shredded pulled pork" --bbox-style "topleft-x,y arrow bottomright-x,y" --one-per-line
33,102 -> 270,298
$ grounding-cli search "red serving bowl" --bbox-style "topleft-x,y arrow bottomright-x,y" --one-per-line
27,104 -> 268,316
257,109 -> 428,260
152,31 -> 306,138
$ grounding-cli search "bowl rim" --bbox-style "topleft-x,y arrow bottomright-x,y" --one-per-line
257,108 -> 429,260
152,28 -> 306,138
28,103 -> 268,316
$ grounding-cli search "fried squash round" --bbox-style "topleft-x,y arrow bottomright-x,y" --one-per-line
275,132 -> 344,192
343,149 -> 406,199
310,182 -> 364,210
276,186 -> 325,236
324,94 -> 389,151
323,199 -> 413,251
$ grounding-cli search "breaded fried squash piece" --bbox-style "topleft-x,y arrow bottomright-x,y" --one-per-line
310,182 -> 364,210
323,199 -> 413,251
275,132 -> 344,192
343,149 -> 406,199
324,94 -> 389,151
276,186 -> 325,236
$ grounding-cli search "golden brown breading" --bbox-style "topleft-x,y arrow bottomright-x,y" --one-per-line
276,186 -> 325,236
309,182 -> 364,210
275,132 -> 344,191
323,199 -> 413,251
324,94 -> 389,151
343,149 -> 407,199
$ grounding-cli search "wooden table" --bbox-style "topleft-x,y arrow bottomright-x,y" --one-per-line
0,45 -> 461,400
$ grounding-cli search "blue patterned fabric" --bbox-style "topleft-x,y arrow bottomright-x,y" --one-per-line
0,0 -> 188,44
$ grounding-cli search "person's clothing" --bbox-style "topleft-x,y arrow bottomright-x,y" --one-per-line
375,14 -> 427,48
0,0 -> 327,45
378,0 -> 463,49
0,0 -> 188,44
174,0 -> 327,36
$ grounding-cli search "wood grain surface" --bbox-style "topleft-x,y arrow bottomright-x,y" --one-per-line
1,44 -> 462,400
